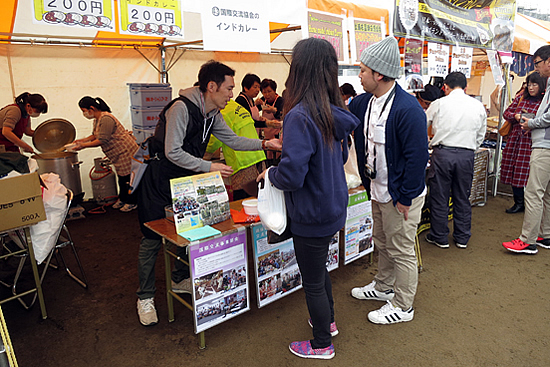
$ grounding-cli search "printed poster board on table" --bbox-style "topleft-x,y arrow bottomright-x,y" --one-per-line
189,228 -> 249,334
344,190 -> 373,265
251,223 -> 339,308
169,171 -> 230,235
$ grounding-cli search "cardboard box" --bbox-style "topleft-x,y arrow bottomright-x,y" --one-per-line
0,172 -> 46,232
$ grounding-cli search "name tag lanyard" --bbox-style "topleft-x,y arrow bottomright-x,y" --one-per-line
365,86 -> 396,166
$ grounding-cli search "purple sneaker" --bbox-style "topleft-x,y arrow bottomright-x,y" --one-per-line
307,318 -> 339,336
289,340 -> 335,360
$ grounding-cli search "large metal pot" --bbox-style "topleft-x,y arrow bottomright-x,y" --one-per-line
32,118 -> 84,203
33,151 -> 83,200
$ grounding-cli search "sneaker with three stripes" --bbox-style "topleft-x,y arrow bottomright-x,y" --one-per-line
351,280 -> 394,301
536,237 -> 550,249
368,300 -> 414,324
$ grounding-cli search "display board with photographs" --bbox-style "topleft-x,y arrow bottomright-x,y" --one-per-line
251,223 -> 340,308
344,190 -> 373,265
170,171 -> 230,234
251,223 -> 302,308
189,228 -> 249,333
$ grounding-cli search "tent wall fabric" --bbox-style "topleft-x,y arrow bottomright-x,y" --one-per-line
0,43 -> 292,199
514,13 -> 550,55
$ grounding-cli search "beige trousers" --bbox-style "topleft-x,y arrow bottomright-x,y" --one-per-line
372,196 -> 424,310
520,148 -> 550,244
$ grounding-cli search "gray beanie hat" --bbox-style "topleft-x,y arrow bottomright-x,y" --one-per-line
360,36 -> 401,79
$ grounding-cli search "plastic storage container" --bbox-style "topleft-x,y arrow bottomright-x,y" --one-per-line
128,83 -> 172,108
133,126 -> 156,144
130,106 -> 163,129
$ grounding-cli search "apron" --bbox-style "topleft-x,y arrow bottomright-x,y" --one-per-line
239,92 -> 261,120
261,95 -> 281,160
0,104 -> 29,152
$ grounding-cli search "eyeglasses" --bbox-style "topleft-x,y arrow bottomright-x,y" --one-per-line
534,58 -> 546,67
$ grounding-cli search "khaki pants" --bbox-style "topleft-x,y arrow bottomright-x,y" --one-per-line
520,148 -> 550,244
372,196 -> 424,310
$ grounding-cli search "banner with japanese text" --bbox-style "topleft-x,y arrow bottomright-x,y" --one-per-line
32,0 -> 115,31
427,42 -> 449,77
349,18 -> 384,64
118,0 -> 182,37
404,37 -> 424,91
450,46 -> 474,78
190,228 -> 249,333
306,10 -> 348,63
201,0 -> 270,52
394,0 -> 516,51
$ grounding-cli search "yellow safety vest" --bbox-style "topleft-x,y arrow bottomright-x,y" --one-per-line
207,100 -> 266,175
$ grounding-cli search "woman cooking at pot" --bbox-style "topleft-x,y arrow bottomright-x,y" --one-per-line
73,96 -> 139,212
0,92 -> 48,153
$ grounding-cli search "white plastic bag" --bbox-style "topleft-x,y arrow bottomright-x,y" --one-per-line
344,137 -> 361,189
257,167 -> 287,235
29,173 -> 68,264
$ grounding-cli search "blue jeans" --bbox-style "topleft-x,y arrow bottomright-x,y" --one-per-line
292,234 -> 334,349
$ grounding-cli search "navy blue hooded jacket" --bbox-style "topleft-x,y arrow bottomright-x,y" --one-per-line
349,83 -> 428,207
269,103 -> 361,238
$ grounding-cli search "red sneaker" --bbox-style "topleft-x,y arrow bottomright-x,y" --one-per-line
502,238 -> 538,254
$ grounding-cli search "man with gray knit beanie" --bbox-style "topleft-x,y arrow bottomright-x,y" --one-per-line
349,36 -> 429,324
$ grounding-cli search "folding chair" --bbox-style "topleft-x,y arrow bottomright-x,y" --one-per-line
0,189 -> 87,310
40,189 -> 88,290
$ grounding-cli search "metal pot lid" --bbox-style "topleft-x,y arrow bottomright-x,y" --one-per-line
33,118 -> 76,153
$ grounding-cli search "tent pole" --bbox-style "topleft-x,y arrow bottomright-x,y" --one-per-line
492,63 -> 510,197
160,46 -> 167,84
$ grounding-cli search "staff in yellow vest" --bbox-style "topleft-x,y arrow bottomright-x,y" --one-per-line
206,99 -> 266,199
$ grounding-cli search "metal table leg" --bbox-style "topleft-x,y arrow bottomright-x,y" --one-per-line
163,238 -> 175,323
24,228 -> 47,319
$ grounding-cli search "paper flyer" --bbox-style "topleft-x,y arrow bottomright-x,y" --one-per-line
189,229 -> 249,334
450,46 -> 474,78
344,190 -> 374,265
170,172 -> 230,234
427,42 -> 450,77
251,223 -> 302,308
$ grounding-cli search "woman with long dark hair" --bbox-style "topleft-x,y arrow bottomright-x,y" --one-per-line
501,72 -> 547,213
0,92 -> 47,153
257,38 -> 360,359
73,96 -> 139,212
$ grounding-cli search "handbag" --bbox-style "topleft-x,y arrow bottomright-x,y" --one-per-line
498,120 -> 512,137
499,95 -> 524,137
266,215 -> 292,244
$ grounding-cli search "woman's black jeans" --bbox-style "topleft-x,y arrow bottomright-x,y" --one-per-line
292,233 -> 335,349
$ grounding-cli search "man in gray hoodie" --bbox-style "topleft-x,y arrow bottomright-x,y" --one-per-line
135,60 -> 281,326
503,45 -> 550,255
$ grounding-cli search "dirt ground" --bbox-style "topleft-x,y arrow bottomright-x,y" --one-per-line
3,189 -> 550,367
